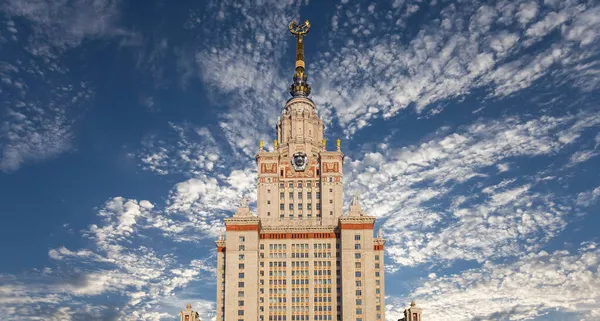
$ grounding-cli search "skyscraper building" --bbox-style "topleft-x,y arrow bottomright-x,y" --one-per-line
215,20 -> 386,321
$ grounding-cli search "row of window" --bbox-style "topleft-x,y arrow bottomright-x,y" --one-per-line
279,182 -> 321,189
279,191 -> 320,199
279,202 -> 323,210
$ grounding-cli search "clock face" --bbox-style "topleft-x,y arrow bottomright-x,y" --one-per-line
291,152 -> 308,171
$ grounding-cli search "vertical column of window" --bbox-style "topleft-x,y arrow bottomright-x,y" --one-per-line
354,235 -> 363,321
288,186 -> 294,219
335,240 -> 341,321
238,236 -> 246,319
297,184 -> 303,219
375,254 -> 382,319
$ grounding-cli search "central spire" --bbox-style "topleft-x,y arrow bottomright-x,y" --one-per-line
289,20 -> 312,97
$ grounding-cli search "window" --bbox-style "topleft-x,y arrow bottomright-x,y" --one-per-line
267,211 -> 270,216
355,280 -> 362,287
239,254 -> 245,260
238,291 -> 244,297
376,288 -> 380,294
239,245 -> 245,251
356,308 -> 362,315
238,310 -> 244,316
355,253 -> 361,259
330,199 -> 333,203
280,203 -> 284,210
289,192 -> 293,199
329,188 -> 333,192
354,244 -> 361,250
298,192 -> 302,199
307,192 -> 312,198
280,192 -> 284,199
354,234 -> 360,241
280,183 -> 284,188
316,192 -> 321,199
298,203 -> 303,210
330,211 -> 333,216
267,200 -> 271,204
298,182 -> 302,188
375,263 -> 380,268
238,282 -> 244,287
329,177 -> 333,182
307,182 -> 312,188
260,244 -> 264,250
289,203 -> 293,210
239,263 -> 245,269
307,203 -> 312,210
356,299 -> 362,305
316,203 -> 321,210
355,271 -> 361,277
375,255 -> 379,261
356,290 -> 362,296
239,236 -> 245,242
239,273 -> 244,278
238,300 -> 244,306
289,183 -> 293,188
375,272 -> 380,277
280,169 -> 284,177
355,262 -> 361,268
317,182 -> 321,187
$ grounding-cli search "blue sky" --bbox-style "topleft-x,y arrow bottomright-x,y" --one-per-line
1,0 -> 600,320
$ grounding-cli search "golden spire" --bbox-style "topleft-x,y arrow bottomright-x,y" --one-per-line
289,20 -> 311,97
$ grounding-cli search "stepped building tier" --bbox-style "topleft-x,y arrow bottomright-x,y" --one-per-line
215,20 -> 386,321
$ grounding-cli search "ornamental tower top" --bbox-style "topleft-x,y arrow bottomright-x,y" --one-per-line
289,20 -> 311,97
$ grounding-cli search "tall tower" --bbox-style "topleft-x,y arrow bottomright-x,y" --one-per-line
215,21 -> 386,321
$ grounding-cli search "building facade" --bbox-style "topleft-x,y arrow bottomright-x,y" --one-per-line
215,20 -> 386,321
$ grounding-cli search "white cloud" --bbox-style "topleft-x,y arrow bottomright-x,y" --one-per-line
345,112 -> 599,267
160,167 -> 256,241
139,123 -> 220,176
310,0 -> 600,136
387,243 -> 600,321
0,195 -> 218,320
568,149 -> 599,167
0,0 -> 131,172
190,0 -> 304,157
576,186 -> 600,207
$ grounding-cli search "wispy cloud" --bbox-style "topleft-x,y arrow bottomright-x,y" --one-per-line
0,197 -> 216,320
311,0 -> 600,136
387,242 -> 600,321
0,0 -> 129,172
345,111 -> 600,267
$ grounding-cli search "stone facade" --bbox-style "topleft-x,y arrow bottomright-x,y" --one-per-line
215,20 -> 386,321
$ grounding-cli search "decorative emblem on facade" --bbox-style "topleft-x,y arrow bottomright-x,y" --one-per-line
291,152 -> 308,171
